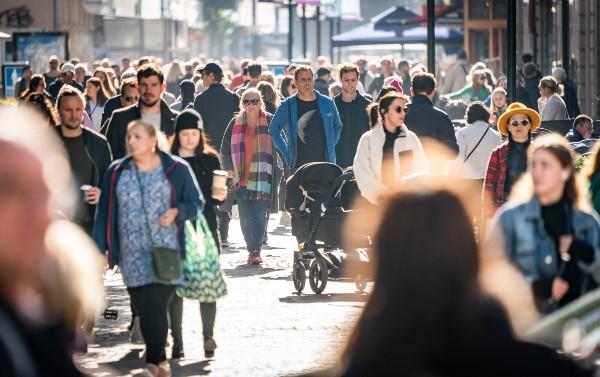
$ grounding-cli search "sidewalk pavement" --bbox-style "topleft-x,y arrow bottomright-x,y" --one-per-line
77,213 -> 368,376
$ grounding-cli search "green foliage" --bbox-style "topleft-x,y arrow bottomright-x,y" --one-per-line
575,154 -> 588,172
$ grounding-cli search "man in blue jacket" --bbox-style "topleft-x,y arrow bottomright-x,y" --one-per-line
268,65 -> 343,171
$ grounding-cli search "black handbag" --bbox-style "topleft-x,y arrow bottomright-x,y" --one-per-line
134,166 -> 181,281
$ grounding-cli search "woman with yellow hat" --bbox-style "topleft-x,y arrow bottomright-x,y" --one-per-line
483,102 -> 541,217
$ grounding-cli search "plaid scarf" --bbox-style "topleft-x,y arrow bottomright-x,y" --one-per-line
231,110 -> 273,200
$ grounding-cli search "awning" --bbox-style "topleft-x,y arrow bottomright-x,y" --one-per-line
332,23 -> 463,47
0,31 -> 11,39
371,6 -> 419,30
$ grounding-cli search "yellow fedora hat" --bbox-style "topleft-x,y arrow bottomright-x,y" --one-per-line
497,102 -> 541,136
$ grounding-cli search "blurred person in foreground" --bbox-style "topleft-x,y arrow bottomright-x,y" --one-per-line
301,184 -> 594,377
0,106 -> 103,376
489,134 -> 600,313
93,119 -> 202,376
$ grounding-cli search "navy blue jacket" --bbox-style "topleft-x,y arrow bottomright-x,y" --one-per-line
92,152 -> 204,267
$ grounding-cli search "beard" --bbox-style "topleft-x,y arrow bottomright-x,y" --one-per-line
61,119 -> 81,129
140,96 -> 160,108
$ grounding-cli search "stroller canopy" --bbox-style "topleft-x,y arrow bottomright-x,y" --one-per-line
285,162 -> 344,211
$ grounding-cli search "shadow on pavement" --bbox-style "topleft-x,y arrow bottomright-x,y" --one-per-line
270,226 -> 292,236
223,264 -> 284,278
92,348 -> 144,374
279,293 -> 369,304
219,247 -> 241,254
172,359 -> 213,375
260,273 -> 292,281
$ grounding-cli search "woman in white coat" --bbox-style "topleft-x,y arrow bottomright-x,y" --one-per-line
353,92 -> 429,205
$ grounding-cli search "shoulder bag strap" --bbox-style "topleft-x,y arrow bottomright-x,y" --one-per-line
464,126 -> 490,163
133,166 -> 157,248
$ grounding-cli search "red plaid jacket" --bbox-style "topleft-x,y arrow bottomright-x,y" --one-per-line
483,142 -> 510,216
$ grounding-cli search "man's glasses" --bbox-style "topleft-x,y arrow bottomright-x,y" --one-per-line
510,119 -> 530,127
243,99 -> 260,105
124,95 -> 139,102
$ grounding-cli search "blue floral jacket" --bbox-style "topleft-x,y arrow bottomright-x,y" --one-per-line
92,152 -> 204,267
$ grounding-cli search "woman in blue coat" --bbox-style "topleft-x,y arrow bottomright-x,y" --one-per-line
93,119 -> 203,377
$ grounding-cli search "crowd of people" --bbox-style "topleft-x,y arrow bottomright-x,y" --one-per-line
1,49 -> 599,376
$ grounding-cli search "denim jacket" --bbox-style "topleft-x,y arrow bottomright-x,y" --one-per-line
492,196 -> 600,289
268,90 -> 343,169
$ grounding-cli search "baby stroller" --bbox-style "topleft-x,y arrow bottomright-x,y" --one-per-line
285,162 -> 371,294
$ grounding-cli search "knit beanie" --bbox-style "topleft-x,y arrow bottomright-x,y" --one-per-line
174,109 -> 203,133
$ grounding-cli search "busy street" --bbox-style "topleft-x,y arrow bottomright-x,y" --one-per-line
1,0 -> 600,377
78,215 -> 365,376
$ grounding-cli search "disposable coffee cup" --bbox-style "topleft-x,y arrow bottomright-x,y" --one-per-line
212,170 -> 228,200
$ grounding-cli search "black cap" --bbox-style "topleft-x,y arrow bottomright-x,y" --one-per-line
201,62 -> 223,77
316,67 -> 331,78
174,109 -> 203,133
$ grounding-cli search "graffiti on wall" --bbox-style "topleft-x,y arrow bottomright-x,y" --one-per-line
0,6 -> 34,28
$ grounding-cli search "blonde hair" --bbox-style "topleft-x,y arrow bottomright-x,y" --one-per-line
539,75 -> 564,96
489,87 -> 507,115
126,120 -> 167,154
240,88 -> 265,111
508,133 -> 589,210
41,220 -> 104,327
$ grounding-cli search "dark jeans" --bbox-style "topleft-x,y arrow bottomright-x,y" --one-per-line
236,188 -> 270,252
127,284 -> 176,365
170,296 -> 217,343
217,191 -> 235,243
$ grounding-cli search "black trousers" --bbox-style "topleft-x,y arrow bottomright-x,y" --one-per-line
127,284 -> 176,365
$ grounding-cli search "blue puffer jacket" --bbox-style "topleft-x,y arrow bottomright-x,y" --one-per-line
92,152 -> 204,267
268,90 -> 343,169
490,196 -> 600,289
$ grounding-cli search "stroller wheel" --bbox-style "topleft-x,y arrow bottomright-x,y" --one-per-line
292,261 -> 306,293
309,257 -> 328,294
355,274 -> 367,292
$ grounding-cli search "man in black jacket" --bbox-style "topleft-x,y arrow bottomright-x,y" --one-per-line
104,64 -> 178,159
404,72 -> 459,158
194,63 -> 240,148
334,64 -> 371,168
100,77 -> 139,133
193,62 -> 240,246
55,87 -> 112,235
565,115 -> 593,143
47,63 -> 84,103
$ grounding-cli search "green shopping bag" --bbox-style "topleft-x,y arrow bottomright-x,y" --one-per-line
176,213 -> 227,302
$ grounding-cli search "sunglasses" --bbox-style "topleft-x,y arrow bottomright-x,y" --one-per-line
124,95 -> 139,102
392,106 -> 408,114
510,119 -> 530,127
243,99 -> 260,105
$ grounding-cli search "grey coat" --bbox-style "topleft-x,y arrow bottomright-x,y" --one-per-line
539,94 -> 568,121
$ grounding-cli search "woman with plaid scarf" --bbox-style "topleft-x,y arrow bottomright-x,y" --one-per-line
221,88 -> 274,265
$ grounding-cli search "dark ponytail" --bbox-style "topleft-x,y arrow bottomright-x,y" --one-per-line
367,102 -> 380,129
367,92 -> 410,129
